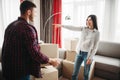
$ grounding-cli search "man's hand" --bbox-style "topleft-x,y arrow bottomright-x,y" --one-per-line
52,24 -> 62,27
48,58 -> 60,67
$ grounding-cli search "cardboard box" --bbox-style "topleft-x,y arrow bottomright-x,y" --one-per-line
62,60 -> 84,80
65,51 -> 77,62
35,66 -> 58,80
62,60 -> 74,80
41,59 -> 63,77
64,38 -> 79,51
62,60 -> 95,80
40,43 -> 59,58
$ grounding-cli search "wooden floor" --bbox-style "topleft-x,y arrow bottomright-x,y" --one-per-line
59,76 -> 69,80
59,76 -> 107,80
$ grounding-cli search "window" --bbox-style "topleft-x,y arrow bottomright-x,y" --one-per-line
62,0 -> 105,48
0,0 -> 20,47
62,0 -> 120,48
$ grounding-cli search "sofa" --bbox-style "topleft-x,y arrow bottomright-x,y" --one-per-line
59,41 -> 120,80
94,41 -> 120,80
0,47 -> 4,80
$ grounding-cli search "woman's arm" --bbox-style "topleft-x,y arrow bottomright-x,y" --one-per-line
53,24 -> 83,31
88,32 -> 100,60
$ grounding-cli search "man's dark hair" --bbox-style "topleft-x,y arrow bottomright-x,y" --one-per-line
20,1 -> 36,15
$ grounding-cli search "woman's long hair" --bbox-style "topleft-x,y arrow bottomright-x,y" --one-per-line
87,15 -> 98,30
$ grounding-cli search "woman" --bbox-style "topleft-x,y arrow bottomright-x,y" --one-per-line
54,15 -> 100,80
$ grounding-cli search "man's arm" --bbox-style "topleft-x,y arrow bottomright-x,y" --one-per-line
23,25 -> 49,64
23,25 -> 59,66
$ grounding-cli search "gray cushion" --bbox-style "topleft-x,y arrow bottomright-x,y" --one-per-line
95,69 -> 120,80
59,48 -> 66,59
94,55 -> 120,73
94,55 -> 120,80
96,41 -> 120,59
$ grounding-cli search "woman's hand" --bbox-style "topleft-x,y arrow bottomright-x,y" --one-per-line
86,59 -> 92,65
52,24 -> 62,27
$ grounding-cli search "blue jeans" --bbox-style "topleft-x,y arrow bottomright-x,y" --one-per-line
72,51 -> 91,80
19,75 -> 30,80
4,75 -> 30,80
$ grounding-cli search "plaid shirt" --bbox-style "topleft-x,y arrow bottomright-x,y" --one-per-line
2,17 -> 49,79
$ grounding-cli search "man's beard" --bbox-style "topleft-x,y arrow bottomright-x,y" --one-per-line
29,14 -> 34,22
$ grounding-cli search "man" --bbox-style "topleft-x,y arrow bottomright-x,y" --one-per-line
2,1 -> 58,80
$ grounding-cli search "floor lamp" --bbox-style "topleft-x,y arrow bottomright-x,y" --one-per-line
43,12 -> 61,43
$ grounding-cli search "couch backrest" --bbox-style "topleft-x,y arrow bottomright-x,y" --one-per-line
96,41 -> 120,59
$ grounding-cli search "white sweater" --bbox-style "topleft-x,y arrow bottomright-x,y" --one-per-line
63,25 -> 100,59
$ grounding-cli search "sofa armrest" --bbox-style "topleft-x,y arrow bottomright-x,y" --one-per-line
0,47 -> 1,62
89,61 -> 95,80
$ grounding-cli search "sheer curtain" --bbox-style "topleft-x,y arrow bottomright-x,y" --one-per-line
62,0 -> 120,48
0,0 -> 20,47
102,0 -> 120,43
113,0 -> 120,42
